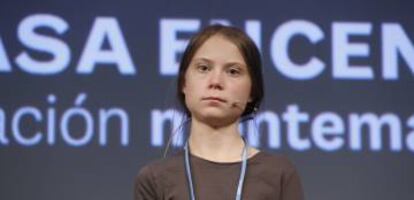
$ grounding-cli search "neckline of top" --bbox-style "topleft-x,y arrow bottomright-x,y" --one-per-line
188,150 -> 264,166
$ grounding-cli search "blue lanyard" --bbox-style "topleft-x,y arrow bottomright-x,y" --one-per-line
184,139 -> 248,200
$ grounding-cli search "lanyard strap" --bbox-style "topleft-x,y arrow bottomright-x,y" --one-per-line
184,139 -> 249,200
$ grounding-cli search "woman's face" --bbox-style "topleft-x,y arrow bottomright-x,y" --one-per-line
182,35 -> 252,126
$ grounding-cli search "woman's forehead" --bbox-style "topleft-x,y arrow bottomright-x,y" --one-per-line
191,35 -> 246,65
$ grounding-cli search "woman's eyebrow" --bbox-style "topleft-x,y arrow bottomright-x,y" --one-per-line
192,57 -> 212,63
224,61 -> 247,68
193,57 -> 245,66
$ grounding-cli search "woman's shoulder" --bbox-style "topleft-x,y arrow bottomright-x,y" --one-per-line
253,151 -> 304,199
250,151 -> 303,190
252,150 -> 299,173
134,151 -> 186,199
136,150 -> 185,179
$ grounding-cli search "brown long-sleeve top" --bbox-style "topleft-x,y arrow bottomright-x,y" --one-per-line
134,150 -> 304,200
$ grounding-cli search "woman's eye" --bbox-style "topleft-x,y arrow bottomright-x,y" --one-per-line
228,67 -> 241,76
197,64 -> 209,72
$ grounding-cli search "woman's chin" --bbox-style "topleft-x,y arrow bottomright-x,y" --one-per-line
195,112 -> 239,127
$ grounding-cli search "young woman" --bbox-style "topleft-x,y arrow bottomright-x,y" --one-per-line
134,25 -> 304,200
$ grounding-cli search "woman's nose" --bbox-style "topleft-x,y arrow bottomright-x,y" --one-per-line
208,70 -> 224,90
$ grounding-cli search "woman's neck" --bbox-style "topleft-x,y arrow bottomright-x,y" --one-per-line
188,118 -> 246,163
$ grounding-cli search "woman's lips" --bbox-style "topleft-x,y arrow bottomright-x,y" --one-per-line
202,96 -> 227,103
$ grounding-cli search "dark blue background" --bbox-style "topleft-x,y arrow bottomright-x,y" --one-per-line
0,0 -> 413,200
